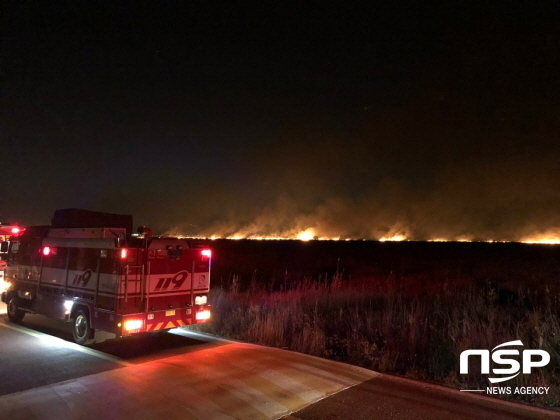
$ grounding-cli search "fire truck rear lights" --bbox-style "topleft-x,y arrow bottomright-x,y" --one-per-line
124,319 -> 143,331
195,295 -> 208,305
11,227 -> 21,235
120,249 -> 128,259
42,246 -> 52,256
201,249 -> 212,258
196,309 -> 211,321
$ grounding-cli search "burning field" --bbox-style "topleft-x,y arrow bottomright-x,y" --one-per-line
195,240 -> 560,408
207,239 -> 560,293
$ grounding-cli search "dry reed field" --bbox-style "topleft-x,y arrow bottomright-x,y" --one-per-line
195,240 -> 560,408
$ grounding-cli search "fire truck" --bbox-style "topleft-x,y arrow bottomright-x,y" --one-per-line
1,209 -> 211,345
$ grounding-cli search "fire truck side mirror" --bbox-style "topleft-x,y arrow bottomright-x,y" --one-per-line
0,241 -> 8,253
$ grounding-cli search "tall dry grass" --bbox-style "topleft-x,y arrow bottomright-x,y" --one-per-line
195,273 -> 560,407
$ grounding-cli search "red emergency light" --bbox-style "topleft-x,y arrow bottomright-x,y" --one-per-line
42,246 -> 52,256
201,249 -> 212,258
0,225 -> 24,236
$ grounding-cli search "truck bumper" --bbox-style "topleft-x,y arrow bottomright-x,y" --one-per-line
117,306 -> 211,337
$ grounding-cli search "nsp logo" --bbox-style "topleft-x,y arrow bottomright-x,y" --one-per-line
154,270 -> 189,292
460,340 -> 550,383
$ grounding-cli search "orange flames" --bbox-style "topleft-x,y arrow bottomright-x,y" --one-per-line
198,232 -> 560,245
379,234 -> 407,242
174,225 -> 560,244
518,230 -> 560,245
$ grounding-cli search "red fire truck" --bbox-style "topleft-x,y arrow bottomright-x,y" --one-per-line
1,209 -> 211,345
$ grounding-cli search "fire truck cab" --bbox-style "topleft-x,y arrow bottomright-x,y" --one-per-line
1,209 -> 211,345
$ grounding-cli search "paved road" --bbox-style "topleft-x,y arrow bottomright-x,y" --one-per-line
288,374 -> 559,420
0,302 -> 558,419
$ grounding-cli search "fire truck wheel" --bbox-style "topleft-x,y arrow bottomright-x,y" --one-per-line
72,310 -> 93,345
7,296 -> 25,322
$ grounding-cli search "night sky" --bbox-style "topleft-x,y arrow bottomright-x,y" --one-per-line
2,2 -> 560,241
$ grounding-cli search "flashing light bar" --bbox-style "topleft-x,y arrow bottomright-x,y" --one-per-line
0,225 -> 24,236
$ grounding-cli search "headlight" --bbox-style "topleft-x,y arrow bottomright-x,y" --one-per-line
0,280 -> 10,293
64,300 -> 74,315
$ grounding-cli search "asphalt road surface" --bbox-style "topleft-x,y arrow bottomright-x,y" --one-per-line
0,302 -> 558,419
